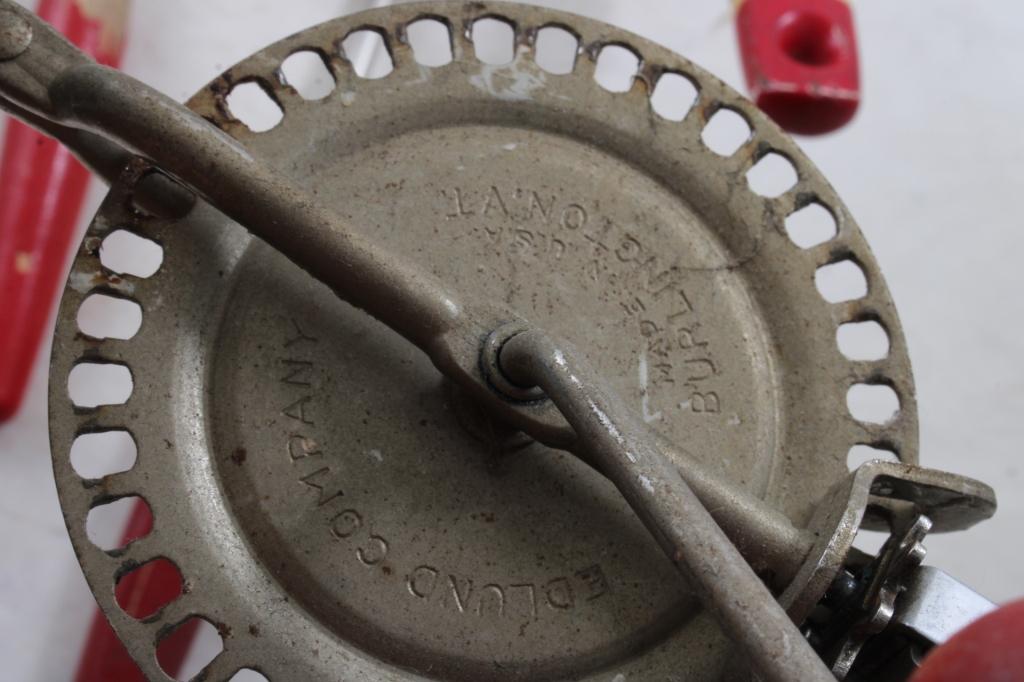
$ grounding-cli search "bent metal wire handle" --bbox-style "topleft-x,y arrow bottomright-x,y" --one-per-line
0,4 -> 836,680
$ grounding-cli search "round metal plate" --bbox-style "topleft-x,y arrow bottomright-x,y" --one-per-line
49,3 -> 917,680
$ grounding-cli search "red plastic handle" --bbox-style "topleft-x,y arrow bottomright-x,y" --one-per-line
735,0 -> 860,135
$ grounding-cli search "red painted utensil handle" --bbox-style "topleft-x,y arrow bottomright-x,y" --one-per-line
735,0 -> 860,135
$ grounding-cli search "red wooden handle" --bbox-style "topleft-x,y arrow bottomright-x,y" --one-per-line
735,0 -> 860,135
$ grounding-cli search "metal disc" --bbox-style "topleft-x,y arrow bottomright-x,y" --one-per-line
48,3 -> 917,680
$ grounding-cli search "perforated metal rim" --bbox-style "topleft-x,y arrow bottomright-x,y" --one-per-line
48,3 -> 917,680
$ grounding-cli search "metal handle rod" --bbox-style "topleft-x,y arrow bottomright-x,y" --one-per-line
0,0 -> 816,581
0,5 -> 830,678
0,58 -> 818,582
499,329 -> 834,682
0,93 -> 195,216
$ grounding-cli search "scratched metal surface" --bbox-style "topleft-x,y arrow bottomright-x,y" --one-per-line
43,3 -> 916,680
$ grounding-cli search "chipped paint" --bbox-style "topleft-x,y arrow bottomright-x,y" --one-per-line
468,57 -> 547,101
639,351 -> 662,423
68,270 -> 91,292
68,270 -> 135,295
405,63 -> 433,87
14,251 -> 33,274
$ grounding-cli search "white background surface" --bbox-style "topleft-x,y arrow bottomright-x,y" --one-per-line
1,1 -> 1022,680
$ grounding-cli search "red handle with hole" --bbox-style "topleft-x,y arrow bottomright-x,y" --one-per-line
735,0 -> 860,135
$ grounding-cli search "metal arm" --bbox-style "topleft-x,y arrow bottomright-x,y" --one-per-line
0,3 -> 997,680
